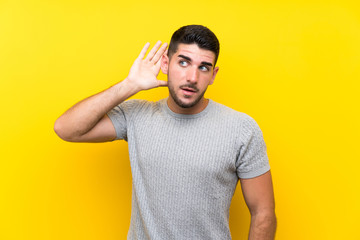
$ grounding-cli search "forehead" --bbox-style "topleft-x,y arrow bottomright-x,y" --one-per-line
173,43 -> 216,65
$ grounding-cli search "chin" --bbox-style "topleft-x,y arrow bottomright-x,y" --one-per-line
177,100 -> 198,108
168,82 -> 206,109
173,94 -> 205,109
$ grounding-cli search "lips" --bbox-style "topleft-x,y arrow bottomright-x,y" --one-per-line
181,87 -> 197,92
180,85 -> 199,94
180,87 -> 197,96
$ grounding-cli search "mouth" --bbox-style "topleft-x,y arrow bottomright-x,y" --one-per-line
180,86 -> 198,95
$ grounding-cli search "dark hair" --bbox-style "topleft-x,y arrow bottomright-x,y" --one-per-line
168,25 -> 220,66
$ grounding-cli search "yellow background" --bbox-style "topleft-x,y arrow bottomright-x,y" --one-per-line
1,0 -> 359,239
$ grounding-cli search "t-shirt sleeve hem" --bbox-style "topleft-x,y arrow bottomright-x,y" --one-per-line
238,164 -> 270,179
106,111 -> 122,140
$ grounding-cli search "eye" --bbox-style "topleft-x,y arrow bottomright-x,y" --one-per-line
199,65 -> 209,72
179,60 -> 188,67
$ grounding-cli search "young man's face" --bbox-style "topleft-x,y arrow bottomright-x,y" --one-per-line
161,43 -> 219,114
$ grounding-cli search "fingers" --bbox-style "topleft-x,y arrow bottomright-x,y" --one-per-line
151,42 -> 168,63
138,42 -> 150,59
145,40 -> 162,61
138,41 -> 168,63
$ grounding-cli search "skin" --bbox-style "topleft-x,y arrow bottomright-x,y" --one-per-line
160,43 -> 219,114
54,41 -> 168,142
242,171 -> 277,240
54,41 -> 276,239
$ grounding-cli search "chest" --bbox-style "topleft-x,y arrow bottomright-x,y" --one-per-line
128,115 -> 239,180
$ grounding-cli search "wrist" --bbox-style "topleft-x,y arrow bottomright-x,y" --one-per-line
121,77 -> 143,93
109,78 -> 141,102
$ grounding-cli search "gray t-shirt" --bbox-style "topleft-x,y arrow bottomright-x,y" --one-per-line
107,98 -> 270,240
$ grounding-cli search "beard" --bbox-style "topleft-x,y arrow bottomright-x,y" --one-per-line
168,81 -> 207,108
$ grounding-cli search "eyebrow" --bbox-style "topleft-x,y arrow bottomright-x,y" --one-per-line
178,54 -> 213,67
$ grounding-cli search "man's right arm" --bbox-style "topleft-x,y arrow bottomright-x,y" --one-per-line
54,41 -> 168,142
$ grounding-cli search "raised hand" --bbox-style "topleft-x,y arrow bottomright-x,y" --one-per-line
54,41 -> 168,143
126,41 -> 168,91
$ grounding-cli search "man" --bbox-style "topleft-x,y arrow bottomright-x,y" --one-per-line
54,25 -> 276,239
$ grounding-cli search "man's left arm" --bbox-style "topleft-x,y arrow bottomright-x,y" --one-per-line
240,171 -> 277,240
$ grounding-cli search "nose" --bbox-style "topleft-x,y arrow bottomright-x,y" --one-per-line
186,67 -> 199,84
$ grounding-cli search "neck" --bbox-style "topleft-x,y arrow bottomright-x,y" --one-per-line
167,97 -> 209,115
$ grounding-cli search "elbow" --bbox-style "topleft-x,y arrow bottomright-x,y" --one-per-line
251,210 -> 277,230
54,118 -> 75,142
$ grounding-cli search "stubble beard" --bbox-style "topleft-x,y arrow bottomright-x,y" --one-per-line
168,81 -> 207,108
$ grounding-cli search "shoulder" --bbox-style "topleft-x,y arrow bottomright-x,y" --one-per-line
118,99 -> 150,109
210,100 -> 265,138
115,99 -> 161,113
211,101 -> 259,125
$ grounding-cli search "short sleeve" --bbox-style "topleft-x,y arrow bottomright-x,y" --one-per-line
235,115 -> 270,179
107,104 -> 128,141
106,99 -> 141,141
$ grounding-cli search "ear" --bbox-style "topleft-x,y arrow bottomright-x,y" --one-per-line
209,66 -> 219,85
161,54 -> 169,74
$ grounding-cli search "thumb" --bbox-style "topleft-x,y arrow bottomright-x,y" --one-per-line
157,80 -> 168,87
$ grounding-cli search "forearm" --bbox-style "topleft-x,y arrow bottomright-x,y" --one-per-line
248,211 -> 277,240
54,78 -> 138,140
54,41 -> 167,142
